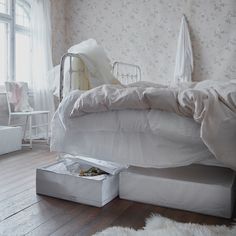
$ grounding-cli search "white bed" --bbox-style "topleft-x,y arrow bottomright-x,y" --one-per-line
50,40 -> 236,170
51,90 -> 223,168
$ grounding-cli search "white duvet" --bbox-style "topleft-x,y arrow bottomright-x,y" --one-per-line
69,80 -> 236,170
51,84 -> 221,169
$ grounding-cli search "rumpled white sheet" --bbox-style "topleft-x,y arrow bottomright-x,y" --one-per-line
71,80 -> 236,170
51,87 -> 218,169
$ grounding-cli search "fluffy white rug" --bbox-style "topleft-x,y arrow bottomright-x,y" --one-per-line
94,215 -> 236,236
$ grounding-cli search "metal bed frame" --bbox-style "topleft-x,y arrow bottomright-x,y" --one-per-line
59,53 -> 141,102
112,61 -> 141,85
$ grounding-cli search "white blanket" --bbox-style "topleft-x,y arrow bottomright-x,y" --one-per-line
68,39 -> 116,88
51,87 -> 219,169
71,80 -> 236,170
49,39 -> 117,97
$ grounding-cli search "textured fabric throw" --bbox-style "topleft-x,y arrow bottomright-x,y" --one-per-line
94,214 -> 236,236
5,82 -> 33,112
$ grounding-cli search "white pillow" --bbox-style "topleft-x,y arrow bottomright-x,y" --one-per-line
68,39 -> 116,88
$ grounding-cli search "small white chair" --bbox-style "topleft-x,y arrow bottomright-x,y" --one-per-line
5,82 -> 50,148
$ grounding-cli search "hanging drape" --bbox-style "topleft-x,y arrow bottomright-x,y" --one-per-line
173,15 -> 193,84
30,0 -> 54,137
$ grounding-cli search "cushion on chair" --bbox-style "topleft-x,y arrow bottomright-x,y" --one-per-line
5,82 -> 33,112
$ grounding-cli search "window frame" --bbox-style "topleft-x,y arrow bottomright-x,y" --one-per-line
0,0 -> 31,84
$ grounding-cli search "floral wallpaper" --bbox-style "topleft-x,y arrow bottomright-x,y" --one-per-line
50,0 -> 67,65
51,0 -> 236,84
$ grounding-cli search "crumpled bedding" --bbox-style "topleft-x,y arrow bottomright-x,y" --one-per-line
70,80 -> 236,170
48,39 -> 118,98
51,91 -> 215,168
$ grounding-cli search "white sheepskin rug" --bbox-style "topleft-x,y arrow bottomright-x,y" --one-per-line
94,214 -> 236,236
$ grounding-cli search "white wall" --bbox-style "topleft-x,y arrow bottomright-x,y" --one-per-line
62,0 -> 236,84
50,0 -> 67,65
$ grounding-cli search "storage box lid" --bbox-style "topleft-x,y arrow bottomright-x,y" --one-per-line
124,165 -> 235,187
61,154 -> 128,175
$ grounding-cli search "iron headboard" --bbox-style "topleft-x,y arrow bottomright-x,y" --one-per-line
59,54 -> 141,102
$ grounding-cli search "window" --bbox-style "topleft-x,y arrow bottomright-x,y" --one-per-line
0,0 -> 31,85
0,0 -> 10,14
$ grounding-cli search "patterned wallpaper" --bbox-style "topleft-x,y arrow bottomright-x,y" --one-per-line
51,0 -> 236,84
50,0 -> 67,65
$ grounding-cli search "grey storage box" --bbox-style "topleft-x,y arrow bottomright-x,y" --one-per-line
0,126 -> 22,155
36,160 -> 119,207
119,165 -> 236,218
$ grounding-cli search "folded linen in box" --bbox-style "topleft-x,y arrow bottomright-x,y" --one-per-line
36,160 -> 119,207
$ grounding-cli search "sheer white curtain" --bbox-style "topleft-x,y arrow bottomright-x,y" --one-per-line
30,0 -> 54,137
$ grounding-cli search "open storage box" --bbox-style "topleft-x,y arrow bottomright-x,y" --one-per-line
36,156 -> 125,207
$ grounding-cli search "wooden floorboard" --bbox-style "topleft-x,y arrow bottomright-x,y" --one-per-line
26,203 -> 86,236
74,199 -> 132,236
0,143 -> 235,236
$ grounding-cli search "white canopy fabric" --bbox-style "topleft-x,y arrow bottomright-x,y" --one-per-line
173,15 -> 193,84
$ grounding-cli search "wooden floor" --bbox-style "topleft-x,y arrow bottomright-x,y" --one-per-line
0,144 -> 235,236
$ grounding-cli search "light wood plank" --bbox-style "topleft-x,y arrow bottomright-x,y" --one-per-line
0,197 -> 73,235
50,199 -> 132,236
0,153 -> 56,188
26,204 -> 89,236
0,188 -> 41,222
